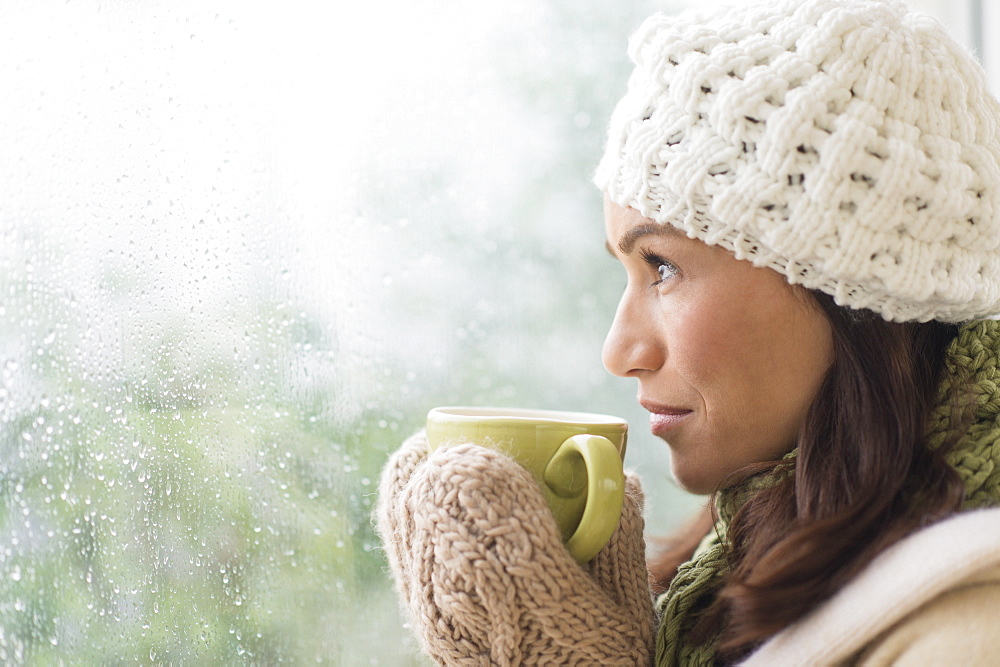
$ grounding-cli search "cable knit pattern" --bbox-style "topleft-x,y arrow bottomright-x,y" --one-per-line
927,320 -> 1000,507
376,435 -> 655,665
655,531 -> 725,666
595,0 -> 1000,322
655,453 -> 795,666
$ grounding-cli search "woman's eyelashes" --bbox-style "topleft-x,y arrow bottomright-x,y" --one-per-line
639,247 -> 679,286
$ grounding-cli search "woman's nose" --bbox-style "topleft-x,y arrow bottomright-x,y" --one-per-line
602,291 -> 665,377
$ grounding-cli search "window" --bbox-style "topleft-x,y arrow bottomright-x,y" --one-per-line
0,0 -> 989,662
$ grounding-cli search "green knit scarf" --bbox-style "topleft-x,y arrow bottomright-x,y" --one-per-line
654,320 -> 1000,666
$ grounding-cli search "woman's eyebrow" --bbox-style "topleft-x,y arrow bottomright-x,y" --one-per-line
614,223 -> 682,254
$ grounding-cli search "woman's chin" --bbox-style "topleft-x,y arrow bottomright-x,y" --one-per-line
669,461 -> 727,496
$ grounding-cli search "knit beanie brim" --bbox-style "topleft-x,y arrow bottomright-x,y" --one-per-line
596,0 -> 1000,322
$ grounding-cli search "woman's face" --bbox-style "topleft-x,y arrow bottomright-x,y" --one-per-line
603,200 -> 835,494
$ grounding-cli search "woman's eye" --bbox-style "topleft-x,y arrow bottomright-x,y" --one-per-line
640,248 -> 679,285
656,261 -> 678,283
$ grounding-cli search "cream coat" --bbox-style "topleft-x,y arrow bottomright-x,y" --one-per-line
743,508 -> 1000,665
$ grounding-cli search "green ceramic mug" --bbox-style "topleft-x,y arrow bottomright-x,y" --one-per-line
425,407 -> 628,564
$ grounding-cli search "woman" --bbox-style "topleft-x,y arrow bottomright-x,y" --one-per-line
377,0 -> 1000,664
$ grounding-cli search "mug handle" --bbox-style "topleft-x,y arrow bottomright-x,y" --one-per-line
543,434 -> 626,564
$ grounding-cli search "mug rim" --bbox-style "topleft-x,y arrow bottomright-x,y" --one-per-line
427,406 -> 627,426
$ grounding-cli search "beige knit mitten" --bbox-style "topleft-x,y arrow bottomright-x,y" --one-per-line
376,431 -> 656,665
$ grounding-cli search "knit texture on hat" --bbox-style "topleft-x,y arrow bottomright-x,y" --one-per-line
654,319 -> 1000,665
596,0 -> 1000,322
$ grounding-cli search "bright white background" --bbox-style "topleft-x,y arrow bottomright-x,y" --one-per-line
0,0 -> 990,662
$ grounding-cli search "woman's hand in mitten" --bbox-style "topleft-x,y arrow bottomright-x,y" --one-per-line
376,431 -> 655,665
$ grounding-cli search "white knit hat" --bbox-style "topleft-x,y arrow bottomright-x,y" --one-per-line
595,0 -> 1000,322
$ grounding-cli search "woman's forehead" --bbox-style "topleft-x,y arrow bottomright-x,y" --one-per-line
604,201 -> 685,253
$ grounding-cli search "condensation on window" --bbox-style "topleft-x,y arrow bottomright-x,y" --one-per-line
0,0 -> 666,661
0,0 -> 975,663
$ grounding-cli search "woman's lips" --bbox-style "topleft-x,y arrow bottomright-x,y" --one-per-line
641,401 -> 693,436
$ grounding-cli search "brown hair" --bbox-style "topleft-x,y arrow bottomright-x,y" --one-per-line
650,291 -> 967,659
